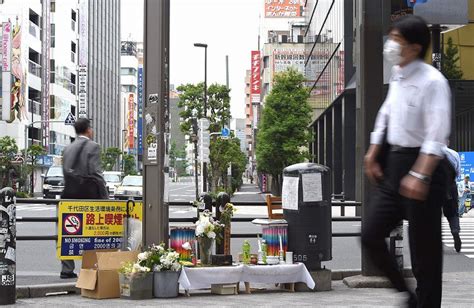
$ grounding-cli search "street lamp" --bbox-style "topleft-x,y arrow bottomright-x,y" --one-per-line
121,129 -> 127,172
194,42 -> 208,193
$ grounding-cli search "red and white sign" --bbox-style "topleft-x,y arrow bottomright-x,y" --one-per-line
64,214 -> 81,235
250,51 -> 261,105
264,0 -> 303,18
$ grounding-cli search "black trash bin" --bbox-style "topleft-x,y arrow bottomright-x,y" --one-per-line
282,163 -> 332,270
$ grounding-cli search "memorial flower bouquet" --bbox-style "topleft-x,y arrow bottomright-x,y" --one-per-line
118,261 -> 151,276
140,243 -> 182,272
195,210 -> 224,240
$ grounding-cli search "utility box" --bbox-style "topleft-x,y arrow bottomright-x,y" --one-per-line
282,163 -> 332,270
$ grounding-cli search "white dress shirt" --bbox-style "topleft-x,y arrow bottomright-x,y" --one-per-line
370,60 -> 451,157
444,147 -> 460,177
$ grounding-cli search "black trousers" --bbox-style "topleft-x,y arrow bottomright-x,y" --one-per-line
362,151 -> 446,308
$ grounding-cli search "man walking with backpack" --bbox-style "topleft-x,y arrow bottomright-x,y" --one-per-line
60,118 -> 108,278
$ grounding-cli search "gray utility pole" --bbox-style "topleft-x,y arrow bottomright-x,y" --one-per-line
194,43 -> 208,193
143,0 -> 170,247
355,0 -> 386,276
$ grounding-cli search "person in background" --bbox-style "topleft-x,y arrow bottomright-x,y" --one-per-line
444,146 -> 462,252
363,15 -> 451,308
60,118 -> 108,279
457,175 -> 471,218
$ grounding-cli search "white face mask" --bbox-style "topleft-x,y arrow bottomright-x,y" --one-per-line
383,39 -> 403,65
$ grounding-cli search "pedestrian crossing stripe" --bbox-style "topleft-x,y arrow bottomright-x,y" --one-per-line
467,255 -> 474,258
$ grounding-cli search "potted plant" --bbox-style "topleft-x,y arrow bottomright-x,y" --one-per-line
147,243 -> 182,298
118,260 -> 153,300
195,210 -> 224,265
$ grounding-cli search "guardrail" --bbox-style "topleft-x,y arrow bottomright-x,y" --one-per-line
15,198 -> 362,241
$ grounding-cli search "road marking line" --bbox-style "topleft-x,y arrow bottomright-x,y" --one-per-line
466,255 -> 474,258
458,248 -> 474,253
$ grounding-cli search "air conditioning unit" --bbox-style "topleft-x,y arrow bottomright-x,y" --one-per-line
278,35 -> 288,43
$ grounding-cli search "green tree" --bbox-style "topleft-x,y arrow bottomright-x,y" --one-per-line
177,82 -> 232,193
25,144 -> 46,194
256,69 -> 312,195
101,147 -> 122,171
123,154 -> 137,176
169,141 -> 188,178
0,136 -> 19,187
209,136 -> 246,193
442,37 -> 463,80
177,83 -> 231,135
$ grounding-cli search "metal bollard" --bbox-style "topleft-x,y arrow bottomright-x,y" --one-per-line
389,220 -> 404,271
0,187 -> 16,305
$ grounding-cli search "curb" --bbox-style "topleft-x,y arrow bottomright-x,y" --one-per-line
15,269 -> 414,298
16,283 -> 79,299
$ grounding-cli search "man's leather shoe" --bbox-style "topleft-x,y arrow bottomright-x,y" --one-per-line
60,272 -> 78,279
454,233 -> 462,253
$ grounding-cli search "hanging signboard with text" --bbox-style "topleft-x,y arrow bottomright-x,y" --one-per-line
264,0 -> 304,18
57,200 -> 142,260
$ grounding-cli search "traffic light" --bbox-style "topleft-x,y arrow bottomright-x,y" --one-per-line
198,118 -> 210,163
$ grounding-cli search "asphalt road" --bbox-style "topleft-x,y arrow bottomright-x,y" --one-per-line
14,181 -> 474,283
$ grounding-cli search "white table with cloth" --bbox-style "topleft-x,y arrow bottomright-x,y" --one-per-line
178,263 -> 315,295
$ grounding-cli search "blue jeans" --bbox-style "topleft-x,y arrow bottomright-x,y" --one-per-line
459,194 -> 468,216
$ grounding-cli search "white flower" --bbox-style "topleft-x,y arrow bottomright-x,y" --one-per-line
137,252 -> 148,261
208,231 -> 216,239
196,225 -> 205,236
182,242 -> 192,250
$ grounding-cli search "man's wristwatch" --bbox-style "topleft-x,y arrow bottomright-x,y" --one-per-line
408,170 -> 431,184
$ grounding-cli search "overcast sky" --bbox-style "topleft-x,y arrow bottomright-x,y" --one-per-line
121,0 -> 263,119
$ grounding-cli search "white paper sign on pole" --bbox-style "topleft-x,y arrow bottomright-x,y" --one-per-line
302,173 -> 323,202
282,176 -> 299,211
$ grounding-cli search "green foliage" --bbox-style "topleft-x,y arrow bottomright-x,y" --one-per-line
209,137 -> 247,194
101,147 -> 122,171
123,154 -> 137,176
177,83 -> 231,136
442,37 -> 463,80
16,191 -> 30,198
169,141 -> 188,177
256,69 -> 312,193
0,136 -> 19,187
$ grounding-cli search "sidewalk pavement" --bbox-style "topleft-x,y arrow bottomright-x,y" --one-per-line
12,272 -> 474,307
231,184 -> 265,203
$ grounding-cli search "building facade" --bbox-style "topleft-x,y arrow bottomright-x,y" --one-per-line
85,0 -> 120,149
0,0 -> 79,193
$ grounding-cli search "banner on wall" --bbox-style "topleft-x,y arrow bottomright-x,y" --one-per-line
137,65 -> 143,156
128,93 -> 135,151
1,22 -> 11,121
250,51 -> 261,106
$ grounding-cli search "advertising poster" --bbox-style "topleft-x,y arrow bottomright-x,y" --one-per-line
57,200 -> 142,260
459,152 -> 474,182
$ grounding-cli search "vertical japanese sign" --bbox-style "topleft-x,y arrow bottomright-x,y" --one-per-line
128,94 -> 135,152
41,0 -> 51,150
137,65 -> 144,156
78,0 -> 88,118
57,201 -> 143,260
1,22 -> 11,121
250,51 -> 260,127
264,0 -> 303,18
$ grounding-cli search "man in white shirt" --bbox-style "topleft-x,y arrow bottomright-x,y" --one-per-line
457,175 -> 471,217
362,15 -> 451,308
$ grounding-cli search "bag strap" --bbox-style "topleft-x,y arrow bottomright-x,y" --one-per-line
71,138 -> 89,171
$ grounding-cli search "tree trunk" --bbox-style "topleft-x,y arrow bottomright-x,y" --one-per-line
270,174 -> 282,196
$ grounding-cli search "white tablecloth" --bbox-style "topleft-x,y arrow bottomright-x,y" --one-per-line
178,263 -> 315,290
